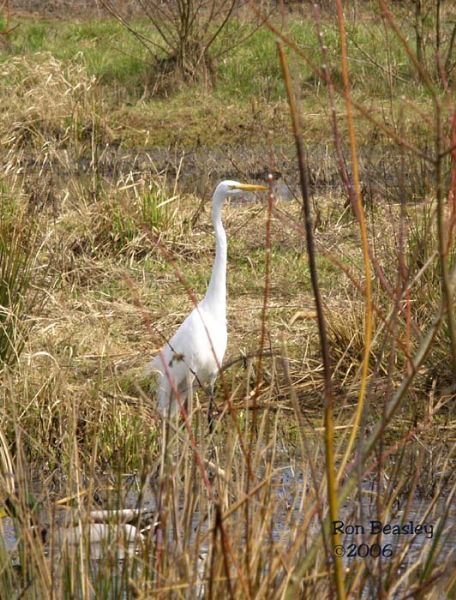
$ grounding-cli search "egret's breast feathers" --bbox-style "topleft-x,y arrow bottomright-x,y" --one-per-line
147,306 -> 226,385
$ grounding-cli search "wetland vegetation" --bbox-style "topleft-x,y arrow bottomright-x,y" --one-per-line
0,1 -> 455,597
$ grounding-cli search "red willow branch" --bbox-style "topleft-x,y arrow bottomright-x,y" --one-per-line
378,0 -> 456,372
286,296 -> 446,591
252,5 -> 433,162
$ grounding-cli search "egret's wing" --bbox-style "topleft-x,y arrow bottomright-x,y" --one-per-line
147,305 -> 224,386
146,309 -> 200,377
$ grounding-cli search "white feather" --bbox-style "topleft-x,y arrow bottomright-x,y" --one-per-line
147,180 -> 266,417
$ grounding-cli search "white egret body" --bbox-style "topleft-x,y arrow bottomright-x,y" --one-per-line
148,180 -> 267,417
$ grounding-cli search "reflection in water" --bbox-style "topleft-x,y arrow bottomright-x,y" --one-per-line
0,458 -> 454,597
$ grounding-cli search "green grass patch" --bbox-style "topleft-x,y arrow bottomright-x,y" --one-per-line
8,18 -> 149,93
0,11 -> 450,150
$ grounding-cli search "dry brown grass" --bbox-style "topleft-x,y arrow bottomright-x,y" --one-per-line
0,149 -> 455,598
1,163 -> 452,455
0,54 -> 110,157
0,6 -> 456,596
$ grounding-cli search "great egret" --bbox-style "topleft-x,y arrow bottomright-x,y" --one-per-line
148,180 -> 267,418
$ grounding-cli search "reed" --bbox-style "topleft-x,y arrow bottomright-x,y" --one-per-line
0,2 -> 455,598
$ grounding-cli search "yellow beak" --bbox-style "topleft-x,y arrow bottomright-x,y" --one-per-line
234,183 -> 268,192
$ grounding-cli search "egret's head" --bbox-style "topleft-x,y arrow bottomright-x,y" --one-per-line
215,180 -> 268,198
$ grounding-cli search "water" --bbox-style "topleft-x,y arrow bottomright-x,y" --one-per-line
1,453 -> 454,598
4,142 -> 435,204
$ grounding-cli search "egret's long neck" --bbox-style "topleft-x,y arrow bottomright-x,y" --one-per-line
203,191 -> 227,317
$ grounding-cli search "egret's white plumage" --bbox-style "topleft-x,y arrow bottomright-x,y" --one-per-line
148,180 -> 267,417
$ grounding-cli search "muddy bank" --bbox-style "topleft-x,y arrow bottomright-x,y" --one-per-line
4,143 -> 436,203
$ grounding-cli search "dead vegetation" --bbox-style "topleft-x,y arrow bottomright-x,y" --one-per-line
0,2 -> 455,598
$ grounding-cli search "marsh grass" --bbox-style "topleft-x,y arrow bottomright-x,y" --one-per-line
2,7 -> 455,149
0,2 -> 455,598
0,164 -> 454,596
0,183 -> 42,368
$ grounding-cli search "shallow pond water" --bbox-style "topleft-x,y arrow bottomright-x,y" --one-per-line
1,451 -> 454,599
